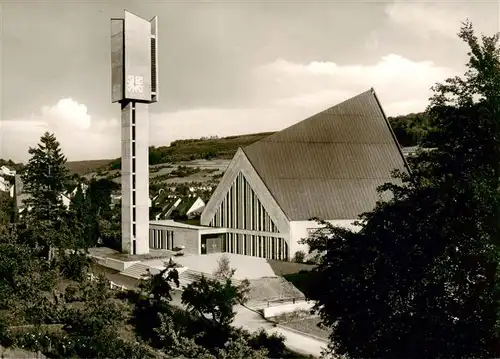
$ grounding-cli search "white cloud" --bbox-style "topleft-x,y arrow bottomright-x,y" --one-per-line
41,98 -> 91,130
254,54 -> 453,115
1,98 -> 119,162
149,54 -> 450,148
2,54 -> 455,162
384,2 -> 486,40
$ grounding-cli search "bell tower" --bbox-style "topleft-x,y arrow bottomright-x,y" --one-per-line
111,10 -> 159,255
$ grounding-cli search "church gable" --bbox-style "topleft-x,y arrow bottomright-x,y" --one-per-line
201,148 -> 289,232
209,171 -> 280,233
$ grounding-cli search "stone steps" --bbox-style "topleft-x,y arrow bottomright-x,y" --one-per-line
120,263 -> 151,280
120,264 -> 245,291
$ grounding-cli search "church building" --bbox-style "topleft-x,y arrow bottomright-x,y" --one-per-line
200,88 -> 409,261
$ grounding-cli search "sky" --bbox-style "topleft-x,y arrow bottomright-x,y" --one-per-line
0,0 -> 499,162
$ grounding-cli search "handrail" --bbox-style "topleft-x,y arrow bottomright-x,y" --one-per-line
266,296 -> 306,307
87,273 -> 127,292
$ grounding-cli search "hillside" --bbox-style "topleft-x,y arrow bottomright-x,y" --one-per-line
149,132 -> 275,164
65,159 -> 114,175
66,132 -> 274,175
58,112 -> 430,176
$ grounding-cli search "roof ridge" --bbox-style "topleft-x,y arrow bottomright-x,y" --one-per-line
370,88 -> 411,175
240,88 -> 409,220
245,88 -> 374,150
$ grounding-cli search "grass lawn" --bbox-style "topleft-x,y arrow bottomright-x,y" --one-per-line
279,317 -> 330,341
266,259 -> 315,276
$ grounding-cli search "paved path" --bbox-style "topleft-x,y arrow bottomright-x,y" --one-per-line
100,270 -> 326,358
233,305 -> 327,358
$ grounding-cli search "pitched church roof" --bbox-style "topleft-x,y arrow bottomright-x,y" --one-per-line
242,88 -> 409,221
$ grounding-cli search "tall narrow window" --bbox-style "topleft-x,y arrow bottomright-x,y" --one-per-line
151,37 -> 157,93
132,142 -> 136,157
132,174 -> 136,187
132,126 -> 136,139
132,159 -> 136,173
235,177 -> 239,229
133,207 -> 136,221
133,191 -> 136,206
133,224 -> 136,237
133,240 -> 136,255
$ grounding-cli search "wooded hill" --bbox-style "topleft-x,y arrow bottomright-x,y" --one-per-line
4,112 -> 430,175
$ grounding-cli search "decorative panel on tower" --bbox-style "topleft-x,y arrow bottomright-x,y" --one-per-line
110,19 -> 124,103
124,11 -> 152,102
208,172 -> 280,233
150,16 -> 159,103
111,11 -> 158,104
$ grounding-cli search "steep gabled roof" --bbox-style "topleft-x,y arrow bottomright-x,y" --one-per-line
175,197 -> 199,216
159,197 -> 180,218
242,88 -> 409,221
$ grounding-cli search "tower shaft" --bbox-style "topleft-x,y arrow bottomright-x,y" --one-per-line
121,101 -> 149,255
111,10 -> 158,255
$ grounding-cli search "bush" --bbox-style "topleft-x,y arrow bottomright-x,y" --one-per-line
57,252 -> 91,281
247,329 -> 287,358
293,251 -> 306,263
283,270 -> 314,297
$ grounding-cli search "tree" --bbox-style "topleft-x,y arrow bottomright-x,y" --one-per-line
140,259 -> 180,304
388,112 -> 431,147
69,183 -> 85,219
21,132 -> 70,224
149,146 -> 164,165
182,262 -> 250,329
131,260 -> 180,348
154,312 -> 272,359
60,276 -> 154,358
213,254 -> 233,280
0,192 -> 14,227
0,226 -> 58,325
292,250 -> 306,263
303,21 -> 500,359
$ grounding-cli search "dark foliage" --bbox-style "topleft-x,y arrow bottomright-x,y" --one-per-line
388,112 -> 430,147
21,132 -> 70,224
303,21 -> 500,359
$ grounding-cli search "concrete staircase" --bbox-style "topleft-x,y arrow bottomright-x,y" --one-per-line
120,264 -> 245,291
178,269 -> 243,289
119,263 -> 151,280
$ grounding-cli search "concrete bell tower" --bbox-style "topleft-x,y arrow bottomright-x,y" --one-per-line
111,10 -> 159,255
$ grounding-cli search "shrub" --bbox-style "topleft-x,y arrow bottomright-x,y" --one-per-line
293,251 -> 306,263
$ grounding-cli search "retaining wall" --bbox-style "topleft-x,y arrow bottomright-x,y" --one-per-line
263,300 -> 315,318
104,257 -> 140,272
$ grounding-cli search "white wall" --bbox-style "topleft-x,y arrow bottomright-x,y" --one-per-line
121,102 -> 150,255
104,257 -> 141,272
263,300 -> 315,318
289,219 -> 361,258
187,197 -> 205,216
0,179 -> 9,192
61,195 -> 71,209
134,103 -> 150,255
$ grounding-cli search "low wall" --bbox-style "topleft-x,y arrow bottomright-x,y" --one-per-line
104,257 -> 140,272
263,300 -> 315,318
